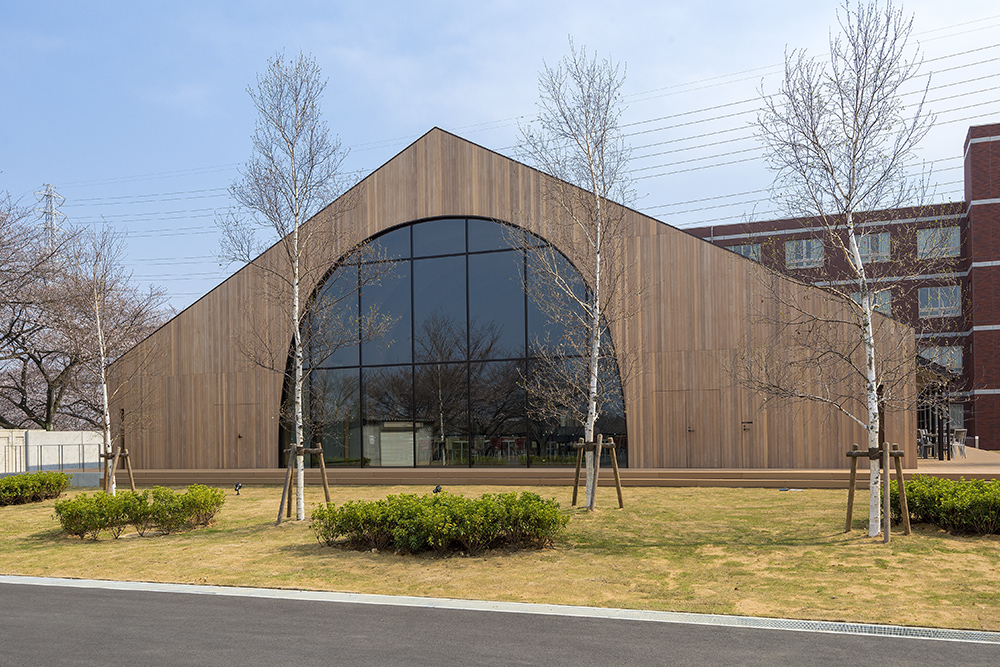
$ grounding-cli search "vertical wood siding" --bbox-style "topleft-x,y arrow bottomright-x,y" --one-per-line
109,128 -> 917,470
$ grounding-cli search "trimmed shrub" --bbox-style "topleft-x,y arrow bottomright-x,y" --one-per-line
53,484 -> 226,540
0,471 -> 70,506
183,484 -> 227,527
150,486 -> 190,535
311,491 -> 568,555
53,493 -> 108,540
890,476 -> 1000,535
119,490 -> 158,537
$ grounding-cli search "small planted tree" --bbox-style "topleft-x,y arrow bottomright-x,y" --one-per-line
68,226 -> 167,494
752,0 -> 937,537
220,52 -> 389,521
516,41 -> 640,510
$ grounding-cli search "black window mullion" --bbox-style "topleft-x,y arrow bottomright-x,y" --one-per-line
466,220 -> 473,467
523,249 -> 530,468
409,223 -> 416,467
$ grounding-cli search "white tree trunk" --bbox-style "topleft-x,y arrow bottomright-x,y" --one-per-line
584,192 -> 603,511
846,219 -> 882,536
94,286 -> 115,496
292,218 -> 306,521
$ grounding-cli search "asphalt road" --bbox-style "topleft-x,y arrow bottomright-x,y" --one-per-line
1,579 -> 997,666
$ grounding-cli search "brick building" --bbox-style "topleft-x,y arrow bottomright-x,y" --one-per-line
689,122 -> 1000,450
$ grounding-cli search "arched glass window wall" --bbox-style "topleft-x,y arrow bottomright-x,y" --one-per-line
282,217 -> 627,468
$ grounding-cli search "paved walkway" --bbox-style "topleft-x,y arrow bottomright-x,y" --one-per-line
915,444 -> 1000,478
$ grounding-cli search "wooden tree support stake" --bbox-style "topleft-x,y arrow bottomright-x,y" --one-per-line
571,437 -> 624,509
892,444 -> 911,536
845,443 -> 909,539
101,448 -> 137,494
276,445 -> 332,524
572,438 -> 585,507
845,444 -> 860,532
276,452 -> 294,525
102,411 -> 137,494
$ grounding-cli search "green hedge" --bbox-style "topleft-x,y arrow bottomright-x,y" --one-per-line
890,476 -> 1000,535
311,491 -> 569,555
53,485 -> 226,540
0,472 -> 70,506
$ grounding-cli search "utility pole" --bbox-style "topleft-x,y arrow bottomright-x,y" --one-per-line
34,183 -> 66,249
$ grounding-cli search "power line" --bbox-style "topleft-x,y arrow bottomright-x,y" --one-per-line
62,188 -> 229,207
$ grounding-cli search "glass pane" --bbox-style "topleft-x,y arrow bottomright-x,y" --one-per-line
370,226 -> 411,261
413,218 -> 465,257
594,356 -> 628,468
308,265 -> 359,368
469,250 -> 525,359
469,360 -> 526,466
468,218 -> 514,253
413,255 -> 467,362
414,362 -> 469,466
363,365 -> 414,466
309,369 -> 363,466
526,248 -> 583,355
362,261 -> 411,365
524,356 -> 582,468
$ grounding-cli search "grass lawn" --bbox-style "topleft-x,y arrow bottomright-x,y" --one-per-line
2,483 -> 999,631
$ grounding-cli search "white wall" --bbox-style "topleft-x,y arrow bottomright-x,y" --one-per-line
1,429 -> 103,474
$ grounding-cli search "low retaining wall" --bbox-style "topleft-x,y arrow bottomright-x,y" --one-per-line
1,430 -> 103,474
124,465 -> 995,490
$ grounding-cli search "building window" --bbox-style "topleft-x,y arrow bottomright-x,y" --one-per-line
858,231 -> 890,263
851,289 -> 891,316
918,285 -> 961,318
917,226 -> 961,259
730,243 -> 761,262
785,238 -> 823,269
289,217 -> 628,469
919,346 -> 963,374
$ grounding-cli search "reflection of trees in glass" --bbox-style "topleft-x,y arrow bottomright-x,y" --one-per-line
469,360 -> 524,465
412,311 -> 513,465
305,260 -> 397,369
413,312 -> 466,465
525,355 -> 626,467
364,366 -> 412,421
470,360 -> 523,438
414,363 -> 465,465
305,369 -> 360,464
414,310 -> 465,363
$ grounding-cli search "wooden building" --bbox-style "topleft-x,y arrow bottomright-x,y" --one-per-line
109,128 -> 916,473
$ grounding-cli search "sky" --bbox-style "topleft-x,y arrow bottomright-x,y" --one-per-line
2,1 -> 999,312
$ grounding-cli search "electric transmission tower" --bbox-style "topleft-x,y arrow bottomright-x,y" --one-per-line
34,183 -> 67,249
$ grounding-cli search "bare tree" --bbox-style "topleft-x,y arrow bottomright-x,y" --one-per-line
1,191 -> 38,300
516,40 -> 640,510
0,194 -> 83,431
68,226 -> 168,493
219,52 -> 388,521
754,0 -> 935,537
1,201 -> 168,446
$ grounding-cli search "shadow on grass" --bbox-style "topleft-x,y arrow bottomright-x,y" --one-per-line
563,526 -> 854,552
26,527 -> 70,542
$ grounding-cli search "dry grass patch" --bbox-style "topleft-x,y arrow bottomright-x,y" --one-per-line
2,484 -> 999,630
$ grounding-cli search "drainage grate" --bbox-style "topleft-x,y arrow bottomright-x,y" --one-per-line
631,610 -> 1000,644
